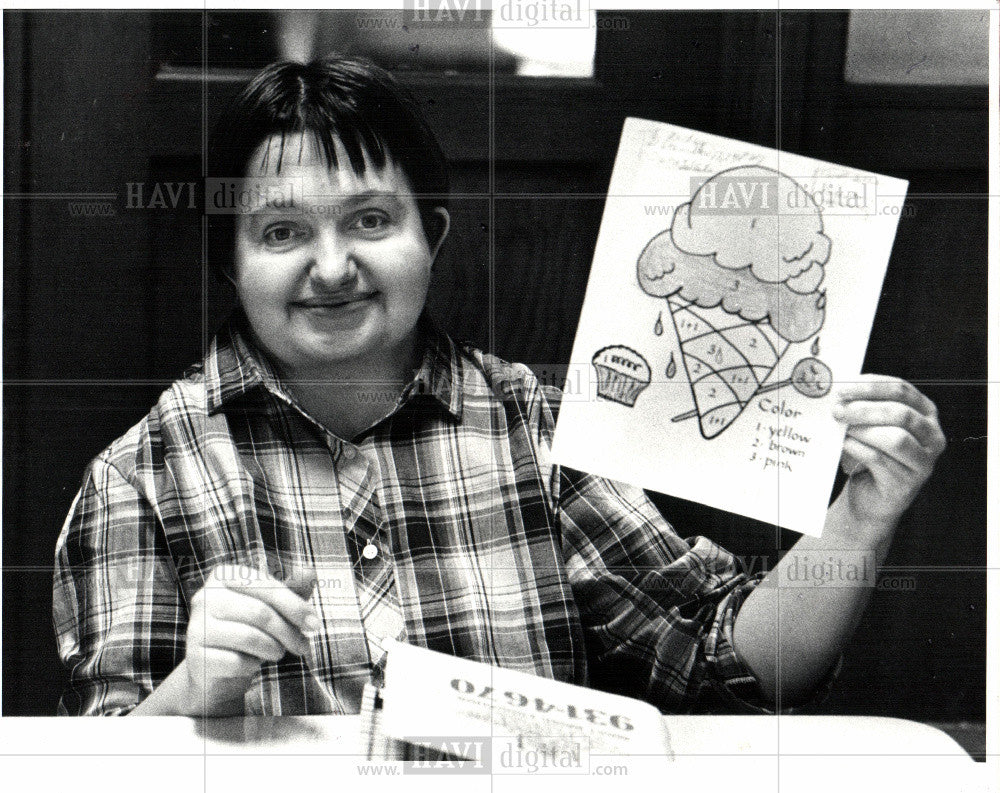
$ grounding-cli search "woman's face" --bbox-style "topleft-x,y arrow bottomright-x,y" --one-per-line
233,132 -> 443,378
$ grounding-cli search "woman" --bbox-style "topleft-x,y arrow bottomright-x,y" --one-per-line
53,57 -> 945,717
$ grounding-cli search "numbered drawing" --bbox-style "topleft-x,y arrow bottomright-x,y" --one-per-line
592,345 -> 651,407
553,118 -> 907,534
637,166 -> 830,438
762,357 -> 834,399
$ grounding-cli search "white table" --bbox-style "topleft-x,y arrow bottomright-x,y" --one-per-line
0,715 -> 990,793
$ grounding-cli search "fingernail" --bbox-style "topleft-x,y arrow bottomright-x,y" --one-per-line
304,613 -> 321,632
831,404 -> 845,421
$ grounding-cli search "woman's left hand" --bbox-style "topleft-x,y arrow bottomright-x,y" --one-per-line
832,375 -> 947,528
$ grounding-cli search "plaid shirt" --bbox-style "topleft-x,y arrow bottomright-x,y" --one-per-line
53,312 -> 800,717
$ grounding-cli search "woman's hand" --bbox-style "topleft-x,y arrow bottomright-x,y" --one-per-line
832,375 -> 946,531
181,564 -> 319,716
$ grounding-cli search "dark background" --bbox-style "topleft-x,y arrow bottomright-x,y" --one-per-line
3,10 -> 987,747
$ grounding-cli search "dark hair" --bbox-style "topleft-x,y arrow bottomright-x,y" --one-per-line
206,56 -> 449,280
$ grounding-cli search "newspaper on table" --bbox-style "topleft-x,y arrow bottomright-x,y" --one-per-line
551,117 -> 909,536
368,639 -> 672,770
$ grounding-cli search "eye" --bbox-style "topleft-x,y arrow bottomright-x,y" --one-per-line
262,224 -> 303,246
350,209 -> 392,233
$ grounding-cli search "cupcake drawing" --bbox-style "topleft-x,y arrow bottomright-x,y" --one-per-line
592,345 -> 651,407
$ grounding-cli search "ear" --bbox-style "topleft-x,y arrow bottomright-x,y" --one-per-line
428,207 -> 450,264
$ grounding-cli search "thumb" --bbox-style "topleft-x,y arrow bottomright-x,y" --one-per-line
281,567 -> 318,601
840,449 -> 867,478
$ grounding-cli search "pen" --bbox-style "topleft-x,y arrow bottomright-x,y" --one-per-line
286,568 -> 341,712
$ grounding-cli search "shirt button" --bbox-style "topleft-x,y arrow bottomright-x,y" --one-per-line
342,446 -> 355,461
362,542 -> 379,560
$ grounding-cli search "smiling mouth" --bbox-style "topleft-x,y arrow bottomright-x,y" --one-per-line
295,292 -> 377,309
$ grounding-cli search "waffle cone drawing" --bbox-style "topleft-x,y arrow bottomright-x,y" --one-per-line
637,166 -> 831,439
667,297 -> 787,438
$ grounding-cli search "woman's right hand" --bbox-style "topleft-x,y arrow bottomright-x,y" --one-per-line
180,564 -> 319,715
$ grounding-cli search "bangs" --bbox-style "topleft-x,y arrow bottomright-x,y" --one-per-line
255,103 -> 393,179
209,58 -> 446,193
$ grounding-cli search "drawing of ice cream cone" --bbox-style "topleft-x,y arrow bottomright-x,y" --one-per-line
637,166 -> 830,439
666,297 -> 789,438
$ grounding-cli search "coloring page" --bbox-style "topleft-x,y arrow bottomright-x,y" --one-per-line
551,117 -> 909,536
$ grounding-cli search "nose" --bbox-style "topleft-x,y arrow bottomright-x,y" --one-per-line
307,229 -> 358,289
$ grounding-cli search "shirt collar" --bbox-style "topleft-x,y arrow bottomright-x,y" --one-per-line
203,309 -> 463,421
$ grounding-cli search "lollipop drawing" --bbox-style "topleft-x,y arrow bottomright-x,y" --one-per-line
637,165 -> 831,439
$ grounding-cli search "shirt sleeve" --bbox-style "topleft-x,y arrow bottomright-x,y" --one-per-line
556,470 -> 763,713
529,381 -> 838,714
53,457 -> 187,715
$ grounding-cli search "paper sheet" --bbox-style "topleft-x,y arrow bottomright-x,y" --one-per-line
379,640 -> 672,766
551,118 -> 908,536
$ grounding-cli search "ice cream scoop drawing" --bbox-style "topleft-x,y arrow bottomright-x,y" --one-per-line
637,166 -> 830,439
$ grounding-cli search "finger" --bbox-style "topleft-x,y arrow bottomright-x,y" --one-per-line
835,375 -> 938,418
204,588 -> 313,656
201,618 -> 290,663
833,399 -> 942,451
189,646 -> 261,681
280,567 -> 319,601
842,436 -> 911,483
845,425 -> 927,476
217,565 -> 320,634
